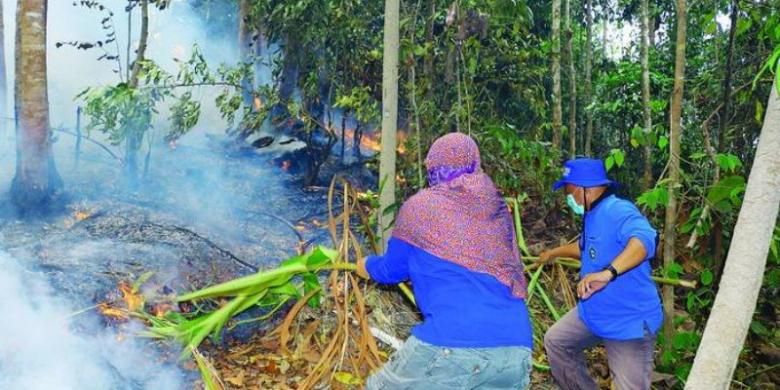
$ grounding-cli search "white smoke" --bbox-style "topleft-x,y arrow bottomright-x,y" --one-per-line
0,250 -> 185,389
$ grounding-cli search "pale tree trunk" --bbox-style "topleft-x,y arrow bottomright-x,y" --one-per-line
584,0 -> 593,155
641,0 -> 653,189
685,80 -> 780,390
565,0 -> 576,157
11,0 -> 62,211
662,0 -> 687,356
379,0 -> 399,250
551,0 -> 562,148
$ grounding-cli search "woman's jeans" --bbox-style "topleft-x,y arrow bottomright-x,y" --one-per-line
366,336 -> 532,389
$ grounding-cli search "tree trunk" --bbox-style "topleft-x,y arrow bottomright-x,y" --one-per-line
125,0 -> 148,178
11,0 -> 62,211
0,2 -> 7,123
584,0 -> 593,155
279,35 -> 299,105
551,0 -> 562,148
662,0 -> 687,357
379,0 -> 399,250
718,0 -> 738,154
129,0 -> 148,88
685,80 -> 780,390
641,0 -> 653,189
565,0 -> 576,157
711,0 -> 739,281
423,0 -> 435,101
238,0 -> 254,108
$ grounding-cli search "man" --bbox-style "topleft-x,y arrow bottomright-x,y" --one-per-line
540,158 -> 662,390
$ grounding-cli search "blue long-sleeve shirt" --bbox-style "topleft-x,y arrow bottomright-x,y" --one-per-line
366,237 -> 533,349
577,194 -> 663,340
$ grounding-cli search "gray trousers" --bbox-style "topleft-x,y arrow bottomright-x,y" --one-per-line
543,309 -> 656,390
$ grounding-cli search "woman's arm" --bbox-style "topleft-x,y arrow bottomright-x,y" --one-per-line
356,238 -> 412,284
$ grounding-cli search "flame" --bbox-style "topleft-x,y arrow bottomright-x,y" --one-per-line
340,128 -> 407,154
254,96 -> 264,110
151,303 -> 173,318
119,281 -> 145,312
281,160 -> 291,171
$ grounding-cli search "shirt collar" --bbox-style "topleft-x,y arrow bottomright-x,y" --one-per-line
586,189 -> 614,214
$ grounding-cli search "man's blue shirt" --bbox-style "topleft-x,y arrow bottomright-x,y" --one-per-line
577,194 -> 663,340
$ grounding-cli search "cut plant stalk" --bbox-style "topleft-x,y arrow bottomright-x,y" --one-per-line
523,256 -> 697,289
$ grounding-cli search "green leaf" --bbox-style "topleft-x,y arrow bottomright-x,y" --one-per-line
658,136 -> 669,150
750,321 -> 770,336
605,156 -> 615,171
700,270 -> 713,286
707,175 -> 746,207
303,273 -> 322,308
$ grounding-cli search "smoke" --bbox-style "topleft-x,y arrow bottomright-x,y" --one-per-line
0,2 -> 298,387
0,250 -> 186,390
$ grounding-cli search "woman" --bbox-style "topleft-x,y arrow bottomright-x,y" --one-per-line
358,133 -> 533,389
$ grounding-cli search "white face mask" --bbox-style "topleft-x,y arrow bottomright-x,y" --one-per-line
566,194 -> 585,215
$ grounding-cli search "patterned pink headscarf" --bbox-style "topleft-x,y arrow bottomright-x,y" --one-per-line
392,133 -> 528,299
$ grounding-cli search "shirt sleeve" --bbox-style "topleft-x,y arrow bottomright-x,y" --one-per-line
365,237 -> 412,284
614,201 -> 657,261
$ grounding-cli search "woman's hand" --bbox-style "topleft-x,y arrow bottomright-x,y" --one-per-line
356,257 -> 371,279
538,250 -> 557,264
577,270 -> 611,299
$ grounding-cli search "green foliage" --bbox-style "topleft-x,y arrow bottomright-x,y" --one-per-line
706,175 -> 746,212
636,182 -> 669,212
480,123 -> 561,202
604,148 -> 625,171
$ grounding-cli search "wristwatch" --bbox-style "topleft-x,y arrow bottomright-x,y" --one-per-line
605,265 -> 619,281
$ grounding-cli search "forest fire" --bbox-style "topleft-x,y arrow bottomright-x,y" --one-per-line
97,281 -> 145,321
340,128 -> 407,154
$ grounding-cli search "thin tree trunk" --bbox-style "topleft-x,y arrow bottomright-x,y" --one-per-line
0,2 -> 7,123
379,0 -> 400,250
551,0 -> 563,148
423,0 -> 435,101
129,0 -> 148,88
662,0 -> 687,357
124,0 -> 148,178
718,0 -> 738,154
565,0 -> 576,157
11,0 -> 62,211
711,0 -> 739,281
685,80 -> 780,390
641,0 -> 653,189
584,0 -> 593,155
238,0 -> 254,108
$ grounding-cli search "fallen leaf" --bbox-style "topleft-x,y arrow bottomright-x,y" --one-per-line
334,372 -> 363,386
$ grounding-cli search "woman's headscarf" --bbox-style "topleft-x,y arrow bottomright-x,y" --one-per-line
392,133 -> 527,299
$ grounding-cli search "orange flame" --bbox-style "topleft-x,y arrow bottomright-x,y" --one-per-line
281,160 -> 291,171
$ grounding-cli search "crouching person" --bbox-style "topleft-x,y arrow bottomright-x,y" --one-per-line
540,158 -> 662,390
357,133 -> 533,389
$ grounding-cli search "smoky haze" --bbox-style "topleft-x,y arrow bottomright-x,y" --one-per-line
0,1 -> 304,388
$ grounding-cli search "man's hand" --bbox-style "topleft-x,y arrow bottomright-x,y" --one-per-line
577,270 -> 611,299
356,257 -> 371,279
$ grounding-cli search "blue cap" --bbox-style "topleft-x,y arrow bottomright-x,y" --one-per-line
552,158 -> 615,191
